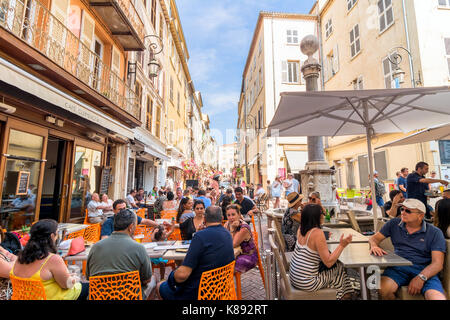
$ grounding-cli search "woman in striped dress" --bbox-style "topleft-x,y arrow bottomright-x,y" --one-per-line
289,204 -> 354,300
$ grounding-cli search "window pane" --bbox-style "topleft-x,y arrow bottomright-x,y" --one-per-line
356,39 -> 360,53
385,0 -> 392,7
380,15 -> 386,31
386,8 -> 393,25
438,0 -> 446,5
8,129 -> 44,159
445,38 -> 450,55
378,0 -> 384,14
385,76 -> 391,89
350,29 -> 354,43
351,45 -> 355,57
355,25 -> 359,38
447,57 -> 450,76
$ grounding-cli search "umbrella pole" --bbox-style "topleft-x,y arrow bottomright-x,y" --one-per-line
366,126 -> 378,231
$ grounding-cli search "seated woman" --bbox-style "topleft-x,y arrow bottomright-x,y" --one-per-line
176,198 -> 195,223
435,198 -> 450,239
224,204 -> 257,274
100,193 -> 114,218
162,192 -> 178,211
179,200 -> 206,240
289,204 -> 354,300
0,243 -> 17,300
9,219 -> 89,300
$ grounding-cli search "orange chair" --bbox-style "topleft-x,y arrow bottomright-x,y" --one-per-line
160,210 -> 177,220
89,270 -> 143,300
198,260 -> 236,300
64,228 -> 86,241
136,208 -> 147,219
167,228 -> 182,241
234,230 -> 266,300
10,274 -> 47,300
83,224 -> 101,243
134,225 -> 154,243
83,209 -> 93,225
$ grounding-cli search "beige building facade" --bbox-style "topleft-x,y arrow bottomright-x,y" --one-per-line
310,0 -> 450,191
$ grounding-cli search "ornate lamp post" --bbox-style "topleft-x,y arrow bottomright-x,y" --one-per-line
299,35 -> 337,211
144,35 -> 163,78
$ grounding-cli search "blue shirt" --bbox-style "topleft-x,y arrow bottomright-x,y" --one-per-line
101,216 -> 142,238
195,196 -> 211,208
178,225 -> 234,299
406,172 -> 427,205
397,176 -> 407,198
292,178 -> 300,193
379,217 -> 446,265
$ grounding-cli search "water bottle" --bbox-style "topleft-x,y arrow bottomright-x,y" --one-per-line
325,209 -> 330,222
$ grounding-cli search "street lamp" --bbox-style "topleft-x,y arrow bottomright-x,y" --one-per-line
144,35 -> 163,78
387,46 -> 421,88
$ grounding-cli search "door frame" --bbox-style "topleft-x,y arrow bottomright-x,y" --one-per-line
0,118 -> 48,224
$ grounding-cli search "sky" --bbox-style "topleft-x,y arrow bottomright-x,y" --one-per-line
177,0 -> 316,146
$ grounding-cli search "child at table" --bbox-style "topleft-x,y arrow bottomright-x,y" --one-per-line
150,223 -> 175,280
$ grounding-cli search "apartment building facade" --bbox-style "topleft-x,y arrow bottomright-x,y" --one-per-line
236,12 -> 317,189
311,0 -> 450,190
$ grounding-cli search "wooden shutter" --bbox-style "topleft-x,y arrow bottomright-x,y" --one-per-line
169,120 -> 174,144
78,10 -> 95,83
51,0 -> 69,44
281,61 -> 287,82
111,45 -> 121,76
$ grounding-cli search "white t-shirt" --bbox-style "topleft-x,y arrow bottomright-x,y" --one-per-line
127,194 -> 136,206
283,179 -> 294,193
87,200 -> 103,217
102,199 -> 114,216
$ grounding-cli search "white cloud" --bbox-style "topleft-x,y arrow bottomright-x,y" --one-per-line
202,91 -> 239,116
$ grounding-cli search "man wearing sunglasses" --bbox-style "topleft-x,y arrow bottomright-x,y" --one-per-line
368,198 -> 447,300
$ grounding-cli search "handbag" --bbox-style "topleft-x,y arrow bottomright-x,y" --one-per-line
67,236 -> 85,256
233,246 -> 243,257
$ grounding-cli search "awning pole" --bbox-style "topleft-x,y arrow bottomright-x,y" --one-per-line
364,101 -> 378,230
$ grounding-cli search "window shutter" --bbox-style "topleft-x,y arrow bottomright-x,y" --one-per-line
281,61 -> 287,82
333,44 -> 339,74
323,56 -> 329,81
51,0 -> 69,45
111,45 -> 121,76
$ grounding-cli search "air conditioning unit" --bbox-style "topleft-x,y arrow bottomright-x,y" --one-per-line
86,132 -> 103,142
0,102 -> 16,114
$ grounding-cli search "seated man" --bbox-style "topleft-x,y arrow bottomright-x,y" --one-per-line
443,189 -> 450,200
369,198 -> 447,300
87,193 -> 109,225
157,206 -> 235,300
234,187 -> 258,222
126,189 -> 139,209
195,189 -> 212,209
100,199 -> 160,240
383,190 -> 405,218
86,209 -> 154,298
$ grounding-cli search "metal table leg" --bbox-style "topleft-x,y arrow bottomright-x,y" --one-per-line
359,266 -> 368,300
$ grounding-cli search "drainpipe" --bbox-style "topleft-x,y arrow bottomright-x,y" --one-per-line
401,0 -> 415,88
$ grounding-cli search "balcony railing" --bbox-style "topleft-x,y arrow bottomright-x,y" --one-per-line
0,0 -> 140,120
116,0 -> 144,41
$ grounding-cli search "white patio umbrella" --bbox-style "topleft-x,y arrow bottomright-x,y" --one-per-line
266,86 -> 450,226
375,122 -> 450,149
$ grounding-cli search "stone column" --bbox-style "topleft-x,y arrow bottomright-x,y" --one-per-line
299,35 -> 337,211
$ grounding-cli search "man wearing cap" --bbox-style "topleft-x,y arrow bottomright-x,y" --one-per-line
281,192 -> 304,251
368,198 -> 447,300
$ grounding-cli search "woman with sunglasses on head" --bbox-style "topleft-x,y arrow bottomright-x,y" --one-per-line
179,200 -> 206,240
289,204 -> 354,300
9,219 -> 89,300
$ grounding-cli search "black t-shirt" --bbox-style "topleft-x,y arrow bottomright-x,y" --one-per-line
236,197 -> 255,217
383,201 -> 393,217
180,218 -> 196,240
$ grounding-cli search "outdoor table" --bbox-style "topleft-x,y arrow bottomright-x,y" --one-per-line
327,242 -> 412,300
323,220 -> 352,228
323,227 -> 369,244
57,223 -> 89,234
161,241 -> 190,261
62,242 -> 167,262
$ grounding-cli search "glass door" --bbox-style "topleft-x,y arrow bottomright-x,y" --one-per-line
69,145 -> 102,220
0,128 -> 46,230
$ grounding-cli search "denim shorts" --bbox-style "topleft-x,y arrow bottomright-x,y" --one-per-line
382,265 -> 444,295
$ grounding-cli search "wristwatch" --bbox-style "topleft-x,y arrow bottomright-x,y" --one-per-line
418,273 -> 428,281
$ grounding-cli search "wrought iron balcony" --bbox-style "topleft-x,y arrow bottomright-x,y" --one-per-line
0,0 -> 140,120
90,0 -> 145,51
